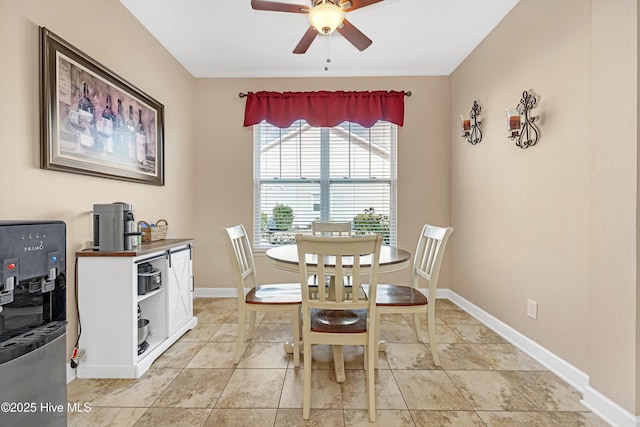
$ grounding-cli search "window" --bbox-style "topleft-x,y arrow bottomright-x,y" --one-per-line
253,119 -> 397,249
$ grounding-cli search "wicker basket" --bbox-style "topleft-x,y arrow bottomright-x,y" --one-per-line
139,219 -> 168,242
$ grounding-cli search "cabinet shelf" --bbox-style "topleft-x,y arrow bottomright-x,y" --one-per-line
137,287 -> 163,303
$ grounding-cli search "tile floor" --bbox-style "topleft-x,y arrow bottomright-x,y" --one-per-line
68,297 -> 609,426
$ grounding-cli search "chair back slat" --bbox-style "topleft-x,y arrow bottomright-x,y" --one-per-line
411,225 -> 454,301
222,224 -> 258,300
311,221 -> 352,237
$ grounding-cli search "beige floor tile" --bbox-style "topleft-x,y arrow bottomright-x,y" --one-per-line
447,370 -> 536,411
205,408 -> 277,426
206,298 -> 239,309
196,308 -> 236,323
186,342 -> 238,368
210,323 -> 241,342
437,343 -> 493,370
469,343 -> 546,370
379,323 -> 421,343
344,409 -> 415,426
341,369 -> 406,410
275,408 -> 344,426
91,368 -> 181,407
394,370 -> 472,410
384,343 -> 437,370
262,311 -> 298,323
410,410 -> 485,426
448,324 -> 508,344
543,411 -> 612,426
68,377 -> 129,404
67,298 -> 609,427
152,341 -> 204,369
252,322 -> 297,342
179,323 -> 222,342
133,407 -> 211,426
434,299 -> 462,311
435,310 -> 481,325
476,410 -> 556,426
237,342 -> 291,368
499,370 -> 588,411
380,313 -> 410,324
68,407 -> 146,427
152,368 -> 234,408
216,368 -> 286,408
402,311 -> 445,326
279,367 -> 342,409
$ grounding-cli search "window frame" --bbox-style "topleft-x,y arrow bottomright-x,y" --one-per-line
253,120 -> 397,249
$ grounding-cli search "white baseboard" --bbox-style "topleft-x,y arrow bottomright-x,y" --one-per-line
67,363 -> 77,384
439,288 -> 637,427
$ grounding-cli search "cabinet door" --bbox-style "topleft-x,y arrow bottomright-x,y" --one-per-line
167,246 -> 193,335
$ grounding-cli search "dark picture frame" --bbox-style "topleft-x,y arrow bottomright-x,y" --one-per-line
40,27 -> 165,185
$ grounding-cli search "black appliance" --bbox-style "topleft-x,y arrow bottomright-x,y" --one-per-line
0,221 -> 67,427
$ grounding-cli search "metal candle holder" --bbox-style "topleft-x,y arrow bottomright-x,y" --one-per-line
507,90 -> 540,149
461,100 -> 482,145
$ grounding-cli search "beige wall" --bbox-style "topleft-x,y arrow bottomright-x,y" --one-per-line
2,0 -> 639,418
192,76 -> 451,290
0,0 -> 196,360
450,0 -> 638,414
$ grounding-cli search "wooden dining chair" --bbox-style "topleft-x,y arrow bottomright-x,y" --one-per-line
222,224 -> 301,367
309,221 -> 353,295
296,233 -> 383,422
311,221 -> 352,237
362,224 -> 453,366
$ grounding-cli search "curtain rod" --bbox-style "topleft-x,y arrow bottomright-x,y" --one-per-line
238,91 -> 412,98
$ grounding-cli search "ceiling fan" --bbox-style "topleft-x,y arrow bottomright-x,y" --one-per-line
251,0 -> 383,54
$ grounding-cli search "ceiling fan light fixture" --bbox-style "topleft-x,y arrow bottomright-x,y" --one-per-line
308,1 -> 345,35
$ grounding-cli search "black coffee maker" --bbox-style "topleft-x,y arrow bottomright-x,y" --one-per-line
92,202 -> 141,251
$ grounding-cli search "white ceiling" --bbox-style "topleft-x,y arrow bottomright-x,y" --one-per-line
119,0 -> 519,78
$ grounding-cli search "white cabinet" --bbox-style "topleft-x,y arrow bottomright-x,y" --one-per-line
76,239 -> 197,379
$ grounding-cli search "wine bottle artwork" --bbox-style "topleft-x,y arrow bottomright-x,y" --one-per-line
126,105 -> 137,162
42,27 -> 164,185
135,109 -> 146,165
113,99 -> 126,158
70,82 -> 95,148
97,95 -> 116,154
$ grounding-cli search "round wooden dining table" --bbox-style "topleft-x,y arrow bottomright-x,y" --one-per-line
265,244 -> 412,274
266,242 -> 412,379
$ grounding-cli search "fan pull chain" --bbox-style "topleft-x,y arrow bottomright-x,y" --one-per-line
324,35 -> 331,71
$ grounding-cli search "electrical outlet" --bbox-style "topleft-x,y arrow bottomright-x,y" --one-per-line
527,299 -> 538,320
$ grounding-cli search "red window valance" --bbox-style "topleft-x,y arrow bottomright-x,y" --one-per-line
243,90 -> 405,128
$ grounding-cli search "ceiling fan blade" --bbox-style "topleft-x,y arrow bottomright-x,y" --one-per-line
339,0 -> 383,12
251,0 -> 309,13
337,18 -> 372,51
293,26 -> 318,54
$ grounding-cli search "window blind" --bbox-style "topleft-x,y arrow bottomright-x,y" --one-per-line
253,120 -> 397,249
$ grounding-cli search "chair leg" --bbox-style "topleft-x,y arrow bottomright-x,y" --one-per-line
413,312 -> 425,343
291,308 -> 300,367
234,306 -> 247,364
332,345 -> 345,383
303,338 -> 312,420
247,311 -> 257,339
367,339 -> 377,422
427,305 -> 440,366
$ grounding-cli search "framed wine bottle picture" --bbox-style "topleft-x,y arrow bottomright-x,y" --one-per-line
39,27 -> 165,186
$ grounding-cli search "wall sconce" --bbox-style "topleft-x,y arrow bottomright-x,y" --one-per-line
507,90 -> 540,148
460,100 -> 482,145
